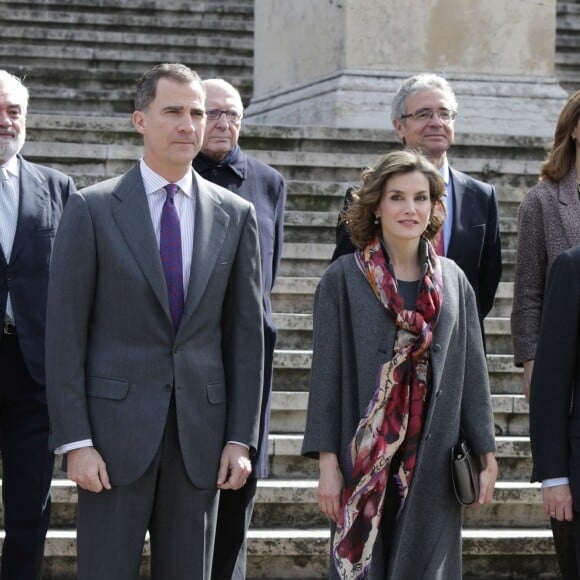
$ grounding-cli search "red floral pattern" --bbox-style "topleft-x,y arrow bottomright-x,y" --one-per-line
333,236 -> 443,579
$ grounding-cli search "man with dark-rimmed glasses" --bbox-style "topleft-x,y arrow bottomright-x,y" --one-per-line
332,73 -> 502,332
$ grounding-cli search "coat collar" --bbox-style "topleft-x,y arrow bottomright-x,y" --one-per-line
193,147 -> 247,181
556,168 -> 580,250
7,156 -> 49,265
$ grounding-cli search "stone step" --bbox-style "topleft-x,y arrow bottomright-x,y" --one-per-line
283,209 -> 518,247
6,8 -> 253,33
268,435 -> 532,480
251,480 -> 545,529
12,476 -> 542,532
272,351 -> 520,394
25,527 -> 559,579
270,392 -> 528,436
277,242 -> 516,281
274,312 -> 513,355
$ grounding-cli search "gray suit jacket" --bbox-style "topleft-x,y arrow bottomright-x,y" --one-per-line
46,164 -> 264,488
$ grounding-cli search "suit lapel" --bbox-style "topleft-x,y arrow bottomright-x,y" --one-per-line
111,165 -> 170,321
446,167 -> 470,260
180,178 -> 230,328
9,158 -> 46,264
557,169 -> 580,249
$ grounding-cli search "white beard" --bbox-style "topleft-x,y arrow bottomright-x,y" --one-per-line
0,129 -> 25,161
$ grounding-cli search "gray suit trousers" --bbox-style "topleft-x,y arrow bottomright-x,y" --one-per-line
76,396 -> 219,580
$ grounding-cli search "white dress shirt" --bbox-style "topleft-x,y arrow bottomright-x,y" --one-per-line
1,156 -> 20,323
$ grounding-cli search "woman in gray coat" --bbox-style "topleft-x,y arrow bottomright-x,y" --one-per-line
302,151 -> 497,579
511,90 -> 580,579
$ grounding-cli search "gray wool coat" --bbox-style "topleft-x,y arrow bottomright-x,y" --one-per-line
302,253 -> 496,580
511,168 -> 580,366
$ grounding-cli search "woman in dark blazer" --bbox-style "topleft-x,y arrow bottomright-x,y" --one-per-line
530,244 -> 580,577
302,151 -> 497,579
511,90 -> 580,577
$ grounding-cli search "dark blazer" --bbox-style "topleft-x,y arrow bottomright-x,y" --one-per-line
530,244 -> 580,502
332,166 -> 502,324
46,164 -> 264,488
0,155 -> 75,385
193,148 -> 286,477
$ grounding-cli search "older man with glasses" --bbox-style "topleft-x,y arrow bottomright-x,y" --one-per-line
193,78 -> 287,580
332,73 -> 502,334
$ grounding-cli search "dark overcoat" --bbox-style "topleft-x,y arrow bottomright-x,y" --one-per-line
194,148 -> 286,476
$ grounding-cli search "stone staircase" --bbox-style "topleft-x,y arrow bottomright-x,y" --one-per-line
4,0 -> 580,577
3,0 -> 255,113
557,0 -> 580,92
17,114 -> 555,578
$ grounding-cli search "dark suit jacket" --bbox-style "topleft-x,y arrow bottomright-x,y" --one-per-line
530,244 -> 580,502
332,166 -> 502,324
46,164 -> 264,488
193,148 -> 286,477
0,155 -> 75,385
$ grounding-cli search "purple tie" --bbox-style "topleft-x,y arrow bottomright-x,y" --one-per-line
160,183 -> 184,331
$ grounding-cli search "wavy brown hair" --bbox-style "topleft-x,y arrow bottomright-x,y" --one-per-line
343,150 -> 446,249
541,91 -> 580,182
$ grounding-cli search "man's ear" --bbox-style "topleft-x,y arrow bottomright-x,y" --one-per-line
392,119 -> 406,143
132,110 -> 146,135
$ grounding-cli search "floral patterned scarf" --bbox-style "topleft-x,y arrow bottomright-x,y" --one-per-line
333,236 -> 443,579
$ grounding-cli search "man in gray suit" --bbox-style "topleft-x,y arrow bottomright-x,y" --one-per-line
46,63 -> 264,580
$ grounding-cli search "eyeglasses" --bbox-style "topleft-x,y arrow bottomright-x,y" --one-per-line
400,108 -> 457,124
205,109 -> 242,123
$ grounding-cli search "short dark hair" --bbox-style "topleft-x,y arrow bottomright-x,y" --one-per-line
134,63 -> 204,111
344,150 -> 446,249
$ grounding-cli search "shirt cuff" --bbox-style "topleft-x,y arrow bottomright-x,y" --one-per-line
55,439 -> 94,455
227,440 -> 249,450
542,477 -> 569,488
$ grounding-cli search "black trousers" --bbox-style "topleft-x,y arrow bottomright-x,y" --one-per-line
0,334 -> 54,580
211,478 -> 258,580
557,516 -> 580,579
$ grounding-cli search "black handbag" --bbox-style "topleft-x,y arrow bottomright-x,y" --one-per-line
450,439 -> 480,506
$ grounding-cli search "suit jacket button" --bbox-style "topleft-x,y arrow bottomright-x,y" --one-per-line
173,345 -> 179,354
165,384 -> 172,392
432,344 -> 441,353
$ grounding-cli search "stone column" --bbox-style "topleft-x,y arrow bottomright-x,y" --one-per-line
246,0 -> 567,137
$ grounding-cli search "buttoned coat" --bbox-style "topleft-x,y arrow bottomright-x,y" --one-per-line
302,254 -> 496,579
45,164 -> 264,488
511,168 -> 580,366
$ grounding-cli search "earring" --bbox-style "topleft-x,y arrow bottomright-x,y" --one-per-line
374,215 -> 380,224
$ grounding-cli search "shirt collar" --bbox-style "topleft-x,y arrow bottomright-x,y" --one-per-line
193,146 -> 246,180
1,156 -> 19,179
139,159 -> 194,198
438,160 -> 450,186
